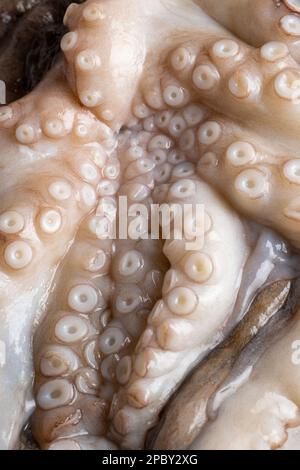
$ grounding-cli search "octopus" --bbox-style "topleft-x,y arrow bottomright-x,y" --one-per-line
0,0 -> 85,102
2,0 -> 300,451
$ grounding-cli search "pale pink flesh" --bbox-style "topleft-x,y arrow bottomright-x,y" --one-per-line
1,0 -> 300,450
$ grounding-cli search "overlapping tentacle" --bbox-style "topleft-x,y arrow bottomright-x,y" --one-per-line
0,65 -> 115,449
31,130 -> 171,449
60,0 -> 228,130
197,0 -> 300,63
191,306 -> 300,450
32,205 -> 117,450
2,0 -> 300,451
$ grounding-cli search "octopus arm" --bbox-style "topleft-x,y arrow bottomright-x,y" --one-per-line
31,129 -> 171,450
150,280 -> 291,450
31,215 -> 116,450
195,110 -> 300,250
190,306 -> 300,450
109,174 -> 249,449
2,0 -> 300,451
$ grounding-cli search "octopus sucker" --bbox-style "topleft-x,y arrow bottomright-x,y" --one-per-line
0,0 -> 84,103
196,0 -> 300,62
0,48 -> 115,447
1,0 -> 300,451
109,173 -> 249,448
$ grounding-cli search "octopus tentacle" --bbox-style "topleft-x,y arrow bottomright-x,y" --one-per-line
195,117 -> 300,249
130,31 -> 300,248
109,172 -> 249,449
31,148 -> 120,450
2,0 -> 300,450
164,33 -> 300,146
150,280 -> 292,450
191,306 -> 300,450
60,0 -> 229,130
32,261 -> 114,450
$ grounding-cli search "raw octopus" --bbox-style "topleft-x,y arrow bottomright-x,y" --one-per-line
1,0 -> 300,450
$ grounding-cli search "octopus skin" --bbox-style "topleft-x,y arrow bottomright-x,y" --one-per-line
150,280 -> 292,450
190,303 -> 300,450
197,0 -> 300,63
0,0 -> 300,450
108,173 -> 248,449
0,62 -> 115,448
0,0 -> 84,103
